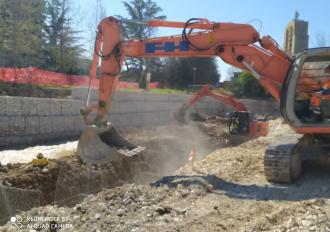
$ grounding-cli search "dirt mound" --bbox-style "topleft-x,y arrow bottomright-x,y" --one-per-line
0,121 -> 228,225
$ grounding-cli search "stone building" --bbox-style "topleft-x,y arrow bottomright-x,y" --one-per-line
284,12 -> 309,56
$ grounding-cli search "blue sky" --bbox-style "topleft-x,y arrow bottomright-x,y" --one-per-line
78,0 -> 330,80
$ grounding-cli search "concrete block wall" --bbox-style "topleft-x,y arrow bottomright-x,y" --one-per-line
0,96 -> 84,148
0,88 -> 279,148
72,88 -> 228,128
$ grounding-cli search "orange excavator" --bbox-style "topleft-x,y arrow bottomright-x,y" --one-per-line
173,84 -> 269,137
78,16 -> 330,183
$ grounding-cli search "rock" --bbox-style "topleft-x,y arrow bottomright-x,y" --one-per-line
75,205 -> 87,214
180,189 -> 190,198
122,198 -> 131,205
155,206 -> 171,215
301,220 -> 312,227
175,208 -> 186,215
116,208 -> 125,217
41,167 -> 49,174
94,213 -> 101,220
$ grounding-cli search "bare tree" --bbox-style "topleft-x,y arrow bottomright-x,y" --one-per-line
87,0 -> 106,48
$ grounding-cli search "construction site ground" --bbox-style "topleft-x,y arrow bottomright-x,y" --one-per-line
1,117 -> 330,231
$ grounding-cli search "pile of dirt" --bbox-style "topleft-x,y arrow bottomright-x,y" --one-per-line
5,119 -> 330,232
0,121 -> 228,224
194,115 -> 231,145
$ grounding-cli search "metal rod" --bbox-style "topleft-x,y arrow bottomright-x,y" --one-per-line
115,18 -> 149,25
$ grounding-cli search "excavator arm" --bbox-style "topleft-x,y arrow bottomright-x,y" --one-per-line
173,84 -> 247,123
182,84 -> 247,112
78,16 -> 292,164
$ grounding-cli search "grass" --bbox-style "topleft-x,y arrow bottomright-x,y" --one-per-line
117,87 -> 193,95
0,81 -> 71,98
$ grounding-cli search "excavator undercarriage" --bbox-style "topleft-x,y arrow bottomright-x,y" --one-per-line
265,134 -> 330,182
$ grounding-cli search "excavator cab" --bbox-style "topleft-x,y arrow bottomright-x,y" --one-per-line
282,47 -> 330,132
228,111 -> 269,137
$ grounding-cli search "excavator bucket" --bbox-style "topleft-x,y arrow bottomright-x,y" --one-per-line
77,124 -> 144,164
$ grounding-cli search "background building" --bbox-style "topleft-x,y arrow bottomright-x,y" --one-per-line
284,12 -> 309,56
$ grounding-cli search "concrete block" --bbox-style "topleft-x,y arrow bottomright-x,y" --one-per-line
74,116 -> 84,132
0,116 -> 9,136
143,112 -> 156,126
160,111 -> 172,123
49,99 -> 62,116
5,136 -> 22,147
110,114 -> 121,127
7,97 -> 22,116
161,102 -> 173,111
147,93 -> 163,101
120,101 -> 136,113
39,116 -> 52,134
22,98 -> 37,116
72,101 -> 83,116
147,102 -> 159,112
9,116 -> 25,136
110,101 -> 120,114
36,98 -> 50,116
52,116 -> 65,133
61,101 -> 72,115
0,97 -> 6,116
63,116 -> 75,132
128,113 -> 143,127
119,92 -> 134,102
113,91 -> 126,101
0,136 -> 7,147
25,116 -> 39,135
133,92 -> 146,102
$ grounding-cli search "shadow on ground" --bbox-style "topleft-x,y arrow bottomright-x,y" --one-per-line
151,162 -> 330,202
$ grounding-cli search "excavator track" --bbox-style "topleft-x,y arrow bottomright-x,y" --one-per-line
264,135 -> 302,183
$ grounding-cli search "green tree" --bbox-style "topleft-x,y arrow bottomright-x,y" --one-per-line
164,57 -> 220,88
228,71 -> 270,99
0,0 -> 45,67
117,0 -> 166,86
43,0 -> 84,74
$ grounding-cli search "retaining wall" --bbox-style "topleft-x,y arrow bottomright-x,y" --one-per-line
0,88 -> 279,148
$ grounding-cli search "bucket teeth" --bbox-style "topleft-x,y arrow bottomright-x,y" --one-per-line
77,124 -> 142,165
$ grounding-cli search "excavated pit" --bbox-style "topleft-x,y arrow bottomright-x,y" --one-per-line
0,116 -> 242,224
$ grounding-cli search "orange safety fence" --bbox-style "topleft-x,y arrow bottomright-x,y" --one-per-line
0,67 -> 160,89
